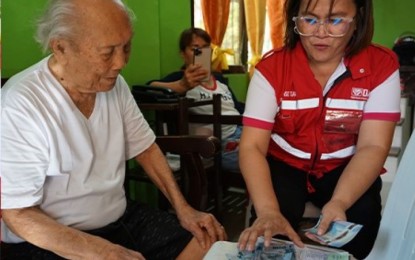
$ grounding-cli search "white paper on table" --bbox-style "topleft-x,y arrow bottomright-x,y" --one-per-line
203,241 -> 239,260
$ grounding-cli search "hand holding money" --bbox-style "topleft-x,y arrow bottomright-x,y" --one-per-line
303,216 -> 363,248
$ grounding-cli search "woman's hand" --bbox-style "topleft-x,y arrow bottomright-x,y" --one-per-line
181,64 -> 210,89
237,211 -> 303,251
317,199 -> 348,235
176,205 -> 227,250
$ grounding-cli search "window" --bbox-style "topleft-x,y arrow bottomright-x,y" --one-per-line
193,0 -> 246,68
193,0 -> 274,71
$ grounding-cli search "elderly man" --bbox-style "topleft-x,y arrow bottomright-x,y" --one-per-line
0,0 -> 226,259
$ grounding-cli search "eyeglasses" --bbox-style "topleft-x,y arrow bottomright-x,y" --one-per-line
292,16 -> 354,37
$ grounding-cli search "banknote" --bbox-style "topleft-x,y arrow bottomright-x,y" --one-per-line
303,217 -> 363,248
227,238 -> 295,260
226,237 -> 349,260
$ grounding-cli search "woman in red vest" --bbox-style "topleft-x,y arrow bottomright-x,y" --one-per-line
238,0 -> 400,259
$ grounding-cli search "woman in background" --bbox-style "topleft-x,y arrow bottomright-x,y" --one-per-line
149,28 -> 243,173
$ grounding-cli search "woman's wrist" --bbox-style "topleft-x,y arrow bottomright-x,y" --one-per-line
178,78 -> 190,92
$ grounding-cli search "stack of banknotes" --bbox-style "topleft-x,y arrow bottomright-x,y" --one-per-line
226,237 -> 351,260
205,217 -> 362,259
225,217 -> 363,260
303,217 -> 363,248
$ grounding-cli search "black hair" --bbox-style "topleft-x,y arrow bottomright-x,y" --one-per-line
179,27 -> 211,52
284,0 -> 373,57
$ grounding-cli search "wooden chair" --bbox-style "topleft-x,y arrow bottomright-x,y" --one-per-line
133,90 -> 244,217
188,94 -> 245,217
124,135 -> 220,211
132,87 -> 227,215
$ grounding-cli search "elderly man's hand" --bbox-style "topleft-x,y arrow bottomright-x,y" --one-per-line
176,205 -> 228,250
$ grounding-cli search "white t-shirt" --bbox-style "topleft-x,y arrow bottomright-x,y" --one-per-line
1,56 -> 155,243
186,79 -> 240,139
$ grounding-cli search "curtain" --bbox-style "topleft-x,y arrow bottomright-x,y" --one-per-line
244,0 -> 266,76
201,0 -> 233,71
267,0 -> 285,49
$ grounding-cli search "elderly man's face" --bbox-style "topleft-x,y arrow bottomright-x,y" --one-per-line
62,1 -> 133,93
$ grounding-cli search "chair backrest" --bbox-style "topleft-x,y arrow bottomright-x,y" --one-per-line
159,135 -> 221,209
366,132 -> 415,259
188,94 -> 244,217
188,94 -> 243,141
125,135 -> 220,211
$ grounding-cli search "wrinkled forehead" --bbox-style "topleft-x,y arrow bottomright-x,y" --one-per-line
72,0 -> 133,41
73,0 -> 130,28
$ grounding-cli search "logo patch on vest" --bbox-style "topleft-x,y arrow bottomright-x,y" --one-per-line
351,88 -> 369,99
283,91 -> 297,97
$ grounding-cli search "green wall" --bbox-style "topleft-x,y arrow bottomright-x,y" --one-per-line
2,0 -> 191,86
373,0 -> 415,48
2,0 -> 415,89
2,1 -> 44,78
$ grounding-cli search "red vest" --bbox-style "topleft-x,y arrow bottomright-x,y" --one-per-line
256,43 -> 399,178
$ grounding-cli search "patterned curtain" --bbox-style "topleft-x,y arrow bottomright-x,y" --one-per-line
267,0 -> 285,49
244,0 -> 266,76
201,0 -> 233,71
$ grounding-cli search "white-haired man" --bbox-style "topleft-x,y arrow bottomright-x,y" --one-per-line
0,0 -> 226,259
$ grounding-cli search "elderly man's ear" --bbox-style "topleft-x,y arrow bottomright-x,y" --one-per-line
50,39 -> 71,63
50,39 -> 65,54
50,39 -> 73,65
